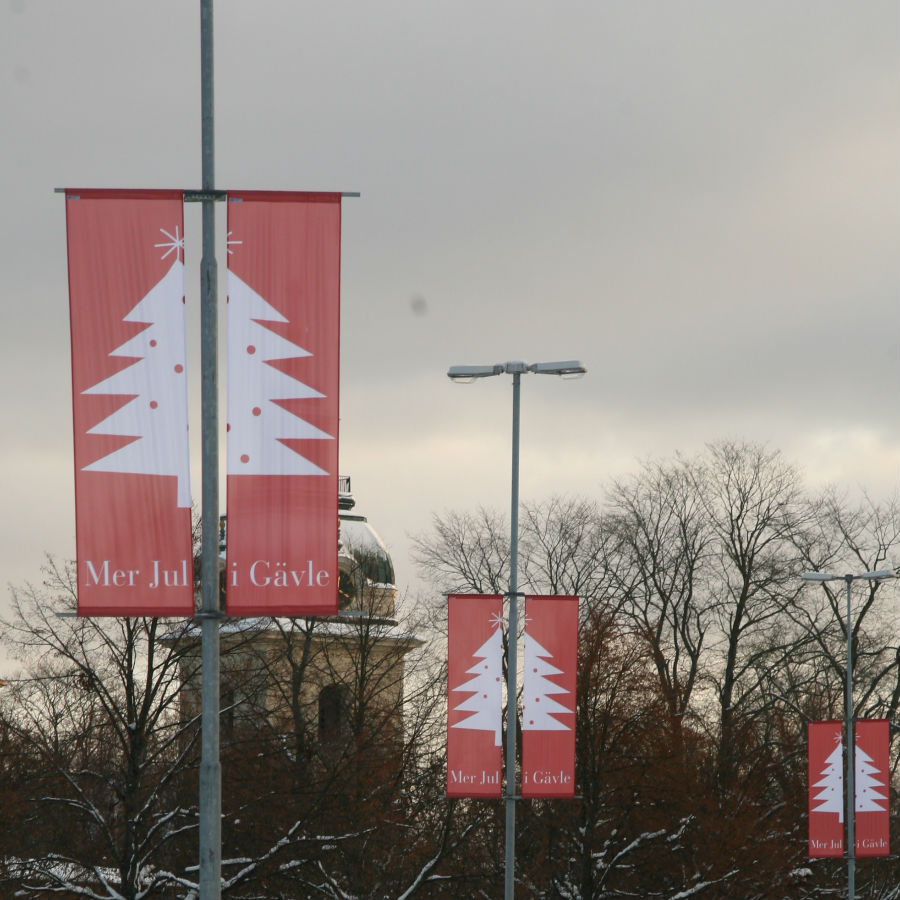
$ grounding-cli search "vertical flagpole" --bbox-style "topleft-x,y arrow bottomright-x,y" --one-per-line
504,371 -> 521,900
198,0 -> 222,897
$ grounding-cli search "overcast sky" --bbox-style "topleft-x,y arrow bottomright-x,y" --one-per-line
1,2 -> 897,629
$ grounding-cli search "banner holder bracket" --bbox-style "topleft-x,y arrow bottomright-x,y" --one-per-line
184,190 -> 228,202
193,610 -> 227,622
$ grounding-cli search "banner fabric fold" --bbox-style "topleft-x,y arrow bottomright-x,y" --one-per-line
225,192 -> 341,616
66,189 -> 193,616
854,719 -> 889,857
447,594 -> 504,797
808,720 -> 844,858
521,595 -> 578,798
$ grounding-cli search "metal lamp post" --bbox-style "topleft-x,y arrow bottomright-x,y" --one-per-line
801,568 -> 895,900
198,1 -> 222,897
447,359 -> 586,900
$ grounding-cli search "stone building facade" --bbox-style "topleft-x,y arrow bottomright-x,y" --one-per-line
176,479 -> 421,754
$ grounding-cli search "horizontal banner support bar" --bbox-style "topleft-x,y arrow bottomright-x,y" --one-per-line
57,188 -> 361,200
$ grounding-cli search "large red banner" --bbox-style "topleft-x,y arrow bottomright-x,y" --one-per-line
808,720 -> 844,857
855,719 -> 890,857
66,190 -> 193,617
521,595 -> 577,797
225,192 -> 341,616
447,594 -> 503,797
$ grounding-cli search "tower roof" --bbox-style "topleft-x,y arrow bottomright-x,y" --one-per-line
339,477 -> 395,587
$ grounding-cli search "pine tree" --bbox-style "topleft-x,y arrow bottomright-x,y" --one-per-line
83,258 -> 191,508
855,743 -> 888,812
812,740 -> 844,821
522,632 -> 573,731
451,623 -> 503,745
226,270 -> 333,476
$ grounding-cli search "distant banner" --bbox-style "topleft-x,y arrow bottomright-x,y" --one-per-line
808,720 -> 844,857
225,192 -> 341,616
521,595 -> 577,797
66,189 -> 193,617
447,594 -> 503,797
855,719 -> 889,857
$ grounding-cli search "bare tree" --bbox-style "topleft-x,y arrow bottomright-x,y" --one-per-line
412,507 -> 509,595
604,456 -> 713,740
691,441 -> 809,792
790,490 -> 900,720
518,608 -> 684,900
411,445 -> 900,900
0,557 -> 200,900
8,446 -> 899,900
518,496 -> 610,601
164,551 -> 488,900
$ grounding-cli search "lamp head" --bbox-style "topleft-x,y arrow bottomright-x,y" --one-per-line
529,360 -> 586,376
858,569 -> 896,581
802,569 -> 896,583
448,360 -> 586,381
447,364 -> 504,381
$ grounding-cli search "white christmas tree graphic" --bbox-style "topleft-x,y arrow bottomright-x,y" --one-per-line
522,632 -> 573,731
451,618 -> 503,746
82,243 -> 191,509
812,739 -> 844,822
855,743 -> 888,812
226,270 -> 333,476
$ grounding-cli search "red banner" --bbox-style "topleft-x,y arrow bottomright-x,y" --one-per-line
447,594 -> 503,797
808,720 -> 844,857
225,192 -> 341,616
855,719 -> 890,857
522,595 -> 577,797
66,190 -> 193,617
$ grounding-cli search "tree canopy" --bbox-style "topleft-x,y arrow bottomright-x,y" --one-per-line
2,440 -> 899,899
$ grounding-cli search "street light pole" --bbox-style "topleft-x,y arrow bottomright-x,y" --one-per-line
505,368 -> 521,900
801,568 -> 895,900
198,0 -> 221,897
843,575 -> 853,900
448,359 -> 585,900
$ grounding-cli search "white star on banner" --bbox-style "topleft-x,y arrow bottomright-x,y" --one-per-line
154,226 -> 183,262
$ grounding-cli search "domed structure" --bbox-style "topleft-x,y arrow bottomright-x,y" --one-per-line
337,477 -> 396,617
177,477 -> 419,749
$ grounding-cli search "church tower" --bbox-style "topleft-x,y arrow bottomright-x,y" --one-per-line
176,478 -> 419,755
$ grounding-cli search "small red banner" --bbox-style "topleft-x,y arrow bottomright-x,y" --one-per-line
855,719 -> 890,857
447,594 -> 503,797
66,190 -> 193,616
808,720 -> 844,858
225,192 -> 341,616
522,595 -> 578,798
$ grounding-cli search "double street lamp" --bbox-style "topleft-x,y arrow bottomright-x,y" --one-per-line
801,568 -> 895,900
448,359 -> 586,900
